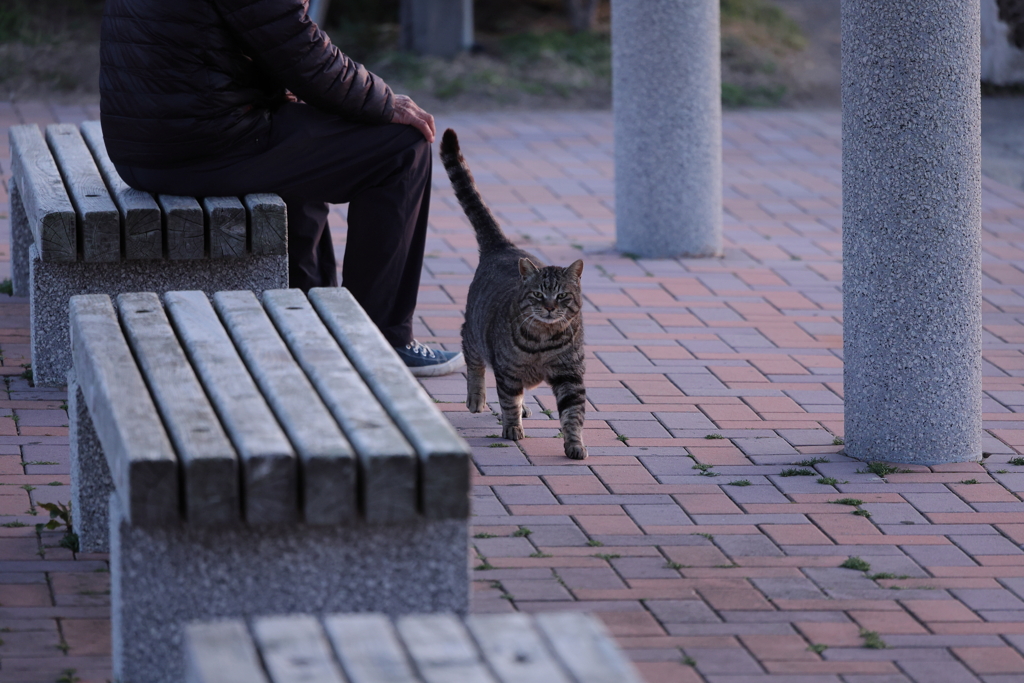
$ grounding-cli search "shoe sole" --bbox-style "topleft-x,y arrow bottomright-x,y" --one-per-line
407,352 -> 466,377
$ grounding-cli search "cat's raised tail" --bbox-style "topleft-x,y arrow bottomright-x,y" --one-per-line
440,129 -> 514,254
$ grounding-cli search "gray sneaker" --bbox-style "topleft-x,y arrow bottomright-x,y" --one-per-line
393,340 -> 465,377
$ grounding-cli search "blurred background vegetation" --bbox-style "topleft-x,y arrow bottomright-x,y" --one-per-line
0,0 -> 815,108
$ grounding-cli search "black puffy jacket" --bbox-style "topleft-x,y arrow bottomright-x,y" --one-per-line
100,0 -> 394,168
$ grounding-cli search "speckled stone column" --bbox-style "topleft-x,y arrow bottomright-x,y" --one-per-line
612,0 -> 722,258
842,0 -> 982,464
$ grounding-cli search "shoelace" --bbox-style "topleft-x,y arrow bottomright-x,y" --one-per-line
404,340 -> 436,359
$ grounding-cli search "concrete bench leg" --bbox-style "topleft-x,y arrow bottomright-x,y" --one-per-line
110,494 -> 469,683
29,245 -> 288,386
10,180 -> 32,298
68,376 -> 114,553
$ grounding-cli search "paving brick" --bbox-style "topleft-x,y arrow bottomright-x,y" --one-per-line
762,524 -> 833,546
794,621 -> 863,647
685,646 -> 764,675
492,485 -> 559,506
902,492 -> 976,513
677,494 -> 745,515
952,534 -> 1023,556
500,578 -> 572,602
646,598 -> 723,625
952,589 -> 1024,611
749,576 -> 827,600
624,503 -> 692,528
543,474 -> 608,495
848,610 -> 927,635
902,544 -> 980,567
714,534 -> 784,558
895,660 -> 982,683
951,647 -> 1024,674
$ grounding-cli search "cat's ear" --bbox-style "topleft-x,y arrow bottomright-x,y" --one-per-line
519,258 -> 539,278
567,259 -> 584,280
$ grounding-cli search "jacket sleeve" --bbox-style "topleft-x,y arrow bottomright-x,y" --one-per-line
213,0 -> 394,123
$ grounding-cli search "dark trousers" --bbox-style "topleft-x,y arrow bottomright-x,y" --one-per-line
115,103 -> 431,347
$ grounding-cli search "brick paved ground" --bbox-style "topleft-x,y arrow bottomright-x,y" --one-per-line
3,101 -> 1024,682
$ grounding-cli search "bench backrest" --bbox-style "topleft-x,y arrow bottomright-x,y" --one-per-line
8,122 -> 286,263
184,612 -> 645,683
69,288 -> 470,526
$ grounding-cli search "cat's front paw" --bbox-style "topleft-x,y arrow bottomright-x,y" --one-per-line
564,443 -> 588,460
503,424 -> 524,441
466,393 -> 486,413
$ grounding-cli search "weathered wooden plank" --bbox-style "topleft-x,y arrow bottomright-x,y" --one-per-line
309,288 -> 470,519
244,194 -> 287,256
117,293 -> 239,525
251,615 -> 347,683
533,613 -> 645,683
165,291 -> 298,525
464,614 -> 572,683
69,294 -> 178,525
184,619 -> 270,683
45,124 -> 120,263
9,124 -> 77,262
213,291 -> 356,523
80,121 -> 163,261
160,194 -> 205,260
204,196 -> 247,259
395,614 -> 497,683
322,614 -> 419,683
263,290 -> 417,523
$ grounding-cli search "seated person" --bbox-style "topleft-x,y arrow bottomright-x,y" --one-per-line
99,0 -> 463,376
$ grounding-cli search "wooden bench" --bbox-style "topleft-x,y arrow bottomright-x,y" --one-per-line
8,121 -> 289,386
67,287 -> 470,683
184,612 -> 645,683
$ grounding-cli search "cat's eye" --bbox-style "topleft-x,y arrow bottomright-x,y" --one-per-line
530,292 -> 544,300
557,293 -> 570,300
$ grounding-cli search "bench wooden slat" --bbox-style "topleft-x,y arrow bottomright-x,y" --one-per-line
534,613 -> 645,683
244,194 -> 287,256
309,288 -> 470,519
160,194 -> 205,260
252,616 -> 347,683
204,197 -> 247,259
464,614 -> 573,683
118,293 -> 239,524
165,291 -> 298,525
395,615 -> 498,683
322,614 -> 420,683
80,121 -> 163,261
184,620 -> 270,683
69,294 -> 178,525
45,124 -> 120,263
263,290 -> 418,523
9,124 -> 77,262
213,291 -> 356,524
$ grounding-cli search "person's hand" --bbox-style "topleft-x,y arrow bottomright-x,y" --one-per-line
392,94 -> 435,143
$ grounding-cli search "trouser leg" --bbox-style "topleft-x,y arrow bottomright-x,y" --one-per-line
342,140 -> 431,346
285,200 -> 338,291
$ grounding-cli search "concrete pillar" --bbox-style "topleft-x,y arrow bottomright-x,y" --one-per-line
612,0 -> 722,258
400,0 -> 473,58
842,0 -> 983,464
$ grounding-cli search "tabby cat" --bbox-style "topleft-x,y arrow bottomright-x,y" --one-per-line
440,129 -> 587,460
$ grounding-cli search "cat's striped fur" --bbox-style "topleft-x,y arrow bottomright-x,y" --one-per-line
440,128 -> 587,459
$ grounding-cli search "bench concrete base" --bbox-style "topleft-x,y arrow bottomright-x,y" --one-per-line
10,181 -> 32,299
111,494 -> 468,683
69,378 -> 113,553
28,243 -> 288,386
